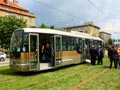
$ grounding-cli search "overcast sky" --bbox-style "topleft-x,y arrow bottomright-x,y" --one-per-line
16,0 -> 120,38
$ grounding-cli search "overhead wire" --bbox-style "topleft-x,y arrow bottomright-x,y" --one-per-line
32,0 -> 85,22
87,0 -> 111,20
31,0 -> 109,27
87,0 -> 105,16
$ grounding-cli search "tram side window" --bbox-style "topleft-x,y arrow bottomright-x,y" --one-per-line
62,36 -> 76,51
56,37 -> 61,51
97,41 -> 102,47
62,36 -> 67,50
93,40 -> 99,47
69,37 -> 76,50
77,38 -> 83,53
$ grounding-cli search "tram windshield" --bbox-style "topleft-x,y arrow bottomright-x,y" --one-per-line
10,30 -> 24,58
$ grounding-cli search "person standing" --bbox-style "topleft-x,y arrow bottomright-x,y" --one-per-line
115,45 -> 120,68
89,45 -> 97,65
108,45 -> 117,69
97,45 -> 104,65
44,42 -> 54,66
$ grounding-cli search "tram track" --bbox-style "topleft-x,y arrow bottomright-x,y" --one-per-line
0,76 -> 24,83
24,66 -> 94,89
66,69 -> 108,90
0,65 -> 90,84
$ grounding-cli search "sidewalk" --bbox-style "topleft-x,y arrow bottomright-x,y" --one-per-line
0,58 -> 10,66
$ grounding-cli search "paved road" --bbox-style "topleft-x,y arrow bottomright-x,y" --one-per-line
0,58 -> 10,66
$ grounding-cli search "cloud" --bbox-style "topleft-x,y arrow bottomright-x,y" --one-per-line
17,0 -> 120,34
101,19 -> 120,38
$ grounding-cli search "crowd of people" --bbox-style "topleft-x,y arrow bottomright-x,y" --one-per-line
89,44 -> 120,69
89,45 -> 104,65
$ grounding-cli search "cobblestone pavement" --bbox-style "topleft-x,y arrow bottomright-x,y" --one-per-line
0,58 -> 10,66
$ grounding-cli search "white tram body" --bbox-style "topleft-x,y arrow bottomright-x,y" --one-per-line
10,28 -> 103,72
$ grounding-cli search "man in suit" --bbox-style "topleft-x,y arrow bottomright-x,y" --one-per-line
89,45 -> 97,65
97,45 -> 104,65
108,45 -> 117,69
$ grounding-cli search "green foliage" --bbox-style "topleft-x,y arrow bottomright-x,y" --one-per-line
39,23 -> 55,29
108,38 -> 114,45
50,25 -> 54,29
104,38 -> 114,49
39,23 -> 48,28
0,16 -> 27,49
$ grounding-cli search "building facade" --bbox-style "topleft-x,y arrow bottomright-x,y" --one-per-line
99,31 -> 111,43
0,0 -> 35,27
64,22 -> 100,37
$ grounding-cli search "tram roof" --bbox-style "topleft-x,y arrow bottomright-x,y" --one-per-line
21,28 -> 102,41
71,31 -> 103,41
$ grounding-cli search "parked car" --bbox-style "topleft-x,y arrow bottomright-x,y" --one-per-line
0,52 -> 6,61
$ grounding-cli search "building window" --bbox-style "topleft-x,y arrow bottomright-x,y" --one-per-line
6,13 -> 12,16
85,31 -> 88,33
18,15 -> 23,19
79,29 -> 83,32
29,17 -> 32,22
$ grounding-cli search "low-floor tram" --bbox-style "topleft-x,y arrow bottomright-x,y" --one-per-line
10,28 -> 103,72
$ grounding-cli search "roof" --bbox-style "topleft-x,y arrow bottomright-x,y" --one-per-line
100,31 -> 111,35
0,0 -> 28,12
64,23 -> 100,29
18,28 -> 103,41
71,31 -> 103,41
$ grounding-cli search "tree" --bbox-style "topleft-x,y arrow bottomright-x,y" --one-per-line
104,38 -> 114,49
0,16 -> 27,49
108,38 -> 114,45
39,23 -> 55,29
50,25 -> 54,29
39,23 -> 48,28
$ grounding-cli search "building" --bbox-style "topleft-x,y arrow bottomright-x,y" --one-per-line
99,31 -> 111,43
0,0 -> 35,27
64,22 -> 100,37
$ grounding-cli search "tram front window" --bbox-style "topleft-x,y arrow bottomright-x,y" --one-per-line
23,33 -> 29,52
10,30 -> 23,58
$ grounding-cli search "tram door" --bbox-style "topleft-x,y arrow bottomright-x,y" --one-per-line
29,34 -> 39,71
82,39 -> 86,60
54,35 -> 62,66
86,39 -> 90,59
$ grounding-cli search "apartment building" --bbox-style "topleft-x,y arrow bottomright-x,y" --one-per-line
64,22 -> 100,37
0,0 -> 35,27
99,31 -> 111,43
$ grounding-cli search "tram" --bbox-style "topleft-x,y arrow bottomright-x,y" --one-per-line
10,28 -> 103,72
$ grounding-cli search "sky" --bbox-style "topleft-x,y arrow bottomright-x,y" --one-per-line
15,0 -> 120,39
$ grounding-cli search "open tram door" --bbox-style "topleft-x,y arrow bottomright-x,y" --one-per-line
54,35 -> 62,66
82,39 -> 86,61
29,33 -> 39,71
